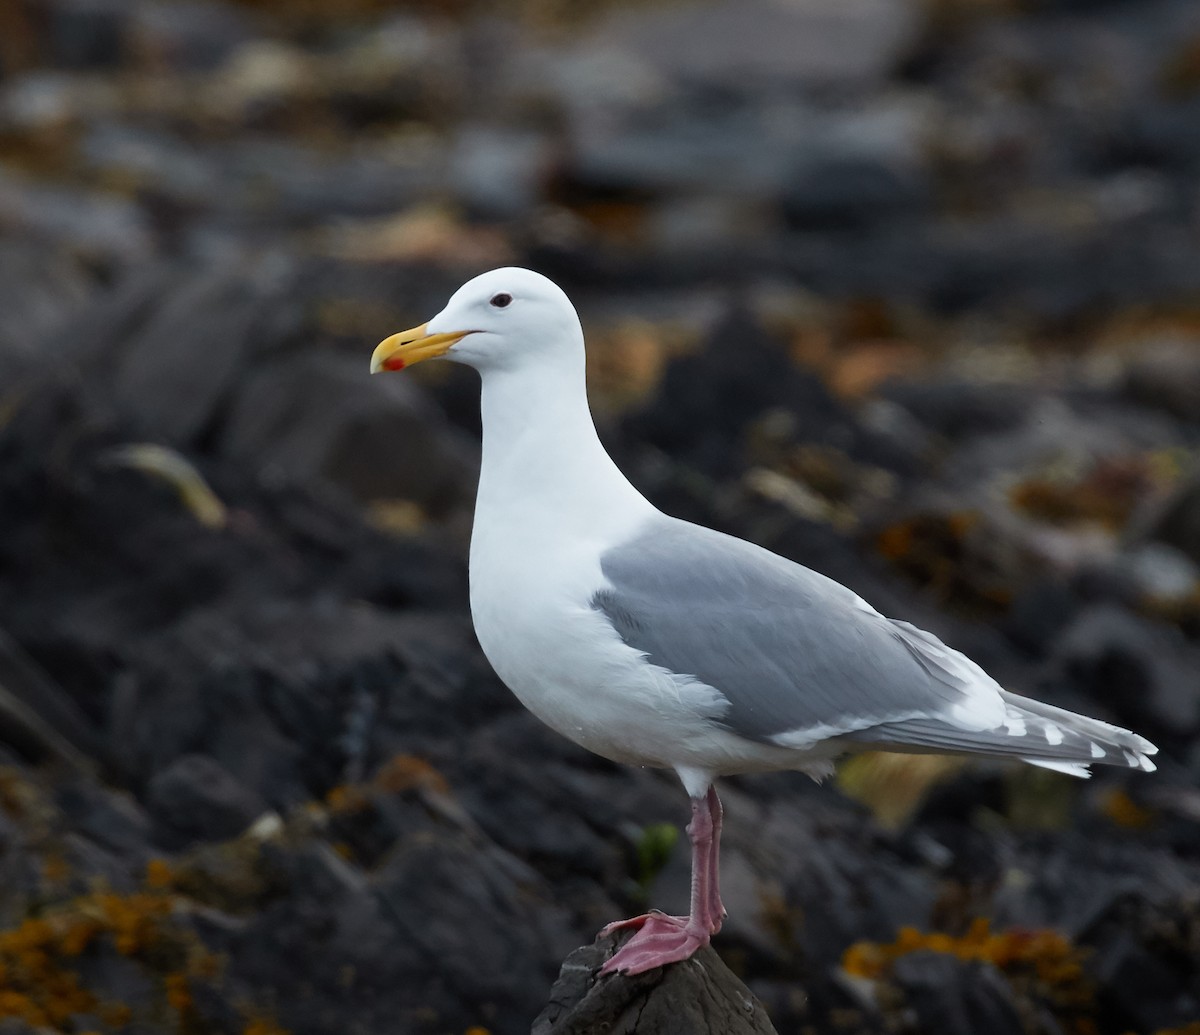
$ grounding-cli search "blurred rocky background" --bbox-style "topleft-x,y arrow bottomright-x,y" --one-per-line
1,0 -> 1199,1032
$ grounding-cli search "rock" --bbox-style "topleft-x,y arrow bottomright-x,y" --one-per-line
625,306 -> 857,479
447,125 -> 553,219
781,155 -> 928,231
126,0 -> 252,72
145,753 -> 269,849
890,952 -> 1024,1035
0,169 -> 153,264
101,257 -> 298,445
0,628 -> 104,773
0,239 -> 95,368
46,0 -> 128,69
1050,603 -> 1200,746
1139,469 -> 1200,567
532,932 -> 778,1035
883,380 -> 1035,442
56,779 -> 152,857
1122,338 -> 1200,422
573,0 -> 918,95
219,349 -> 478,511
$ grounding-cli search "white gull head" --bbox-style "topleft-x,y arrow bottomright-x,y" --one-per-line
370,267 -> 584,377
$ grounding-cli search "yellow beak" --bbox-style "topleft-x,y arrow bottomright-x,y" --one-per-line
370,323 -> 469,373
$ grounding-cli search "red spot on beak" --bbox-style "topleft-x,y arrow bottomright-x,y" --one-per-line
383,355 -> 406,371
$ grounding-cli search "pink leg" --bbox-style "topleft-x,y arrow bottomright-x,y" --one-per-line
601,786 -> 725,975
705,785 -> 725,928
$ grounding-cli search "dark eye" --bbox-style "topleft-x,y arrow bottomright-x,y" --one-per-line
489,292 -> 513,309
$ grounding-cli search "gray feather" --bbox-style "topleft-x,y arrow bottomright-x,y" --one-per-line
849,690 -> 1157,774
592,517 -> 1001,743
592,516 -> 1158,777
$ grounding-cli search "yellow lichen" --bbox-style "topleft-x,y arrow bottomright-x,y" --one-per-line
146,857 -> 176,890
843,918 -> 1087,988
373,754 -> 450,796
1100,788 -> 1156,830
325,784 -> 370,814
0,889 -> 211,1029
164,971 -> 193,1014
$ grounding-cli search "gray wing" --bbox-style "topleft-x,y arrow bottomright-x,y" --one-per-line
591,516 -> 1006,747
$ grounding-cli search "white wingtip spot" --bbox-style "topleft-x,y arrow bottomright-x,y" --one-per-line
1090,742 -> 1105,758
1042,722 -> 1063,746
1137,753 -> 1156,773
1002,710 -> 1027,737
1024,757 -> 1092,778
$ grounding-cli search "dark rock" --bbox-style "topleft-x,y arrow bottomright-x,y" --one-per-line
0,628 -> 106,768
532,932 -> 778,1035
0,169 -> 153,264
1123,338 -> 1200,423
574,0 -> 918,94
448,125 -> 553,219
126,0 -> 252,72
145,753 -> 269,849
883,380 -> 1035,441
104,258 -> 298,444
0,238 -> 96,368
782,157 -> 928,231
890,952 -> 1025,1035
1139,469 -> 1200,567
1004,579 -> 1085,655
47,0 -> 128,69
1088,919 -> 1200,1032
219,349 -> 478,510
57,779 -> 152,857
625,306 -> 856,478
1050,604 -> 1200,746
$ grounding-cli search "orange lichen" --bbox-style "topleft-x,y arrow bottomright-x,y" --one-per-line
373,754 -> 450,796
0,888 -> 214,1029
842,918 -> 1086,987
325,783 -> 370,814
1010,456 -> 1160,531
146,857 -> 176,890
875,511 -> 1012,610
1100,788 -> 1157,830
91,891 -> 174,956
41,853 -> 71,885
243,1016 -> 291,1035
164,971 -> 193,1014
0,916 -> 101,1026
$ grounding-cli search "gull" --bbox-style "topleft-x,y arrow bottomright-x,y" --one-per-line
370,268 -> 1158,976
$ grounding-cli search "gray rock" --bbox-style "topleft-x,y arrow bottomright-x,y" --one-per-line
533,931 -> 778,1035
1051,603 -> 1200,743
1139,468 -> 1200,566
0,169 -> 153,263
891,952 -> 1024,1035
219,348 -> 477,510
0,239 -> 95,365
572,0 -> 918,95
145,752 -> 269,848
448,125 -> 553,218
1123,338 -> 1200,422
108,256 -> 297,444
126,0 -> 252,72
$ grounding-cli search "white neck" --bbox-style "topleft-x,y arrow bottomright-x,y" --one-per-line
473,354 -> 654,545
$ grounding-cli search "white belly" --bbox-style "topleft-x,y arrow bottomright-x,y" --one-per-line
467,514 -> 722,765
468,528 -> 837,778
